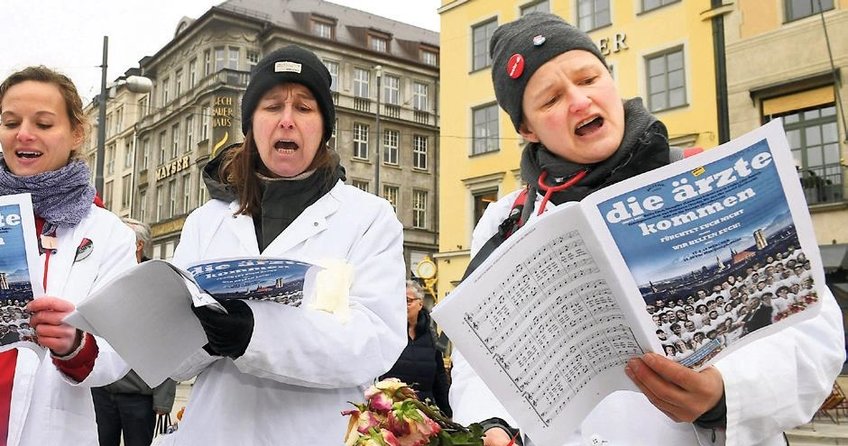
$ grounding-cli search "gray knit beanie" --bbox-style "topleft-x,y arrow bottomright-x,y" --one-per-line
490,12 -> 607,132
241,45 -> 335,143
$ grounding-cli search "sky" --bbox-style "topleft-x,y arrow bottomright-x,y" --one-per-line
1,0 -> 441,103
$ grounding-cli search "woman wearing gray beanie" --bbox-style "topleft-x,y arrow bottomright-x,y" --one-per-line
450,12 -> 843,446
160,45 -> 407,444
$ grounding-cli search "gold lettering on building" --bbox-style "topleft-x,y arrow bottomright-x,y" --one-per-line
156,155 -> 192,180
213,96 -> 234,128
597,33 -> 628,57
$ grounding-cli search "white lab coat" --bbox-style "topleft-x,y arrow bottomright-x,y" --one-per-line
450,189 -> 845,446
162,181 -> 407,445
8,205 -> 136,446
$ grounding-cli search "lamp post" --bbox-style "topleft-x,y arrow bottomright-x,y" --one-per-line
95,36 -> 109,197
94,35 -> 153,198
374,65 -> 382,195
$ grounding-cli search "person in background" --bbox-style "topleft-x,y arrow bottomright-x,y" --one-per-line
160,45 -> 406,444
0,66 -> 137,445
381,280 -> 452,416
91,217 -> 177,446
448,12 -> 844,446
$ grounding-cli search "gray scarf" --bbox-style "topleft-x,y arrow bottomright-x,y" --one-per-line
0,159 -> 95,236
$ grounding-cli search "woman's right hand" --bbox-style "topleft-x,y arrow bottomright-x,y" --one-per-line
483,427 -> 515,446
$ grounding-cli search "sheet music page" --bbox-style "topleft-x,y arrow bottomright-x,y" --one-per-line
433,204 -> 649,445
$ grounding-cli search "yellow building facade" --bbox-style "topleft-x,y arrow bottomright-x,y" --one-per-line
435,0 -> 726,300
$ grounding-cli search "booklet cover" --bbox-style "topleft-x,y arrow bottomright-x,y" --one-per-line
432,120 -> 824,445
0,193 -> 42,352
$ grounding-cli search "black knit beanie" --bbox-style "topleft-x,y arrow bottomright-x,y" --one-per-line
490,12 -> 607,132
241,45 -> 335,143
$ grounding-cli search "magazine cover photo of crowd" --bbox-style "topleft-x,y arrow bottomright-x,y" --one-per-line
647,246 -> 817,366
0,299 -> 34,345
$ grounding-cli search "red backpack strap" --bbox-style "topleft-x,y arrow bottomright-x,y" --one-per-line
683,147 -> 704,158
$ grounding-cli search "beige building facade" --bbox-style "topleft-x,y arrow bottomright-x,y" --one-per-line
725,0 -> 848,288
88,0 -> 440,272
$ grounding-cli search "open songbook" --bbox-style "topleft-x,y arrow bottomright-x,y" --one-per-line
65,257 -> 322,387
431,120 -> 825,445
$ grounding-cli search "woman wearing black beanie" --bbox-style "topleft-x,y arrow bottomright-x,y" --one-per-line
161,45 -> 407,445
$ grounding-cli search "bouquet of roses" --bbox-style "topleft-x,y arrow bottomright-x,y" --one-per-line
342,378 -> 484,446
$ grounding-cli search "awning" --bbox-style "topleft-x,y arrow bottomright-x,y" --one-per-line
820,244 -> 848,273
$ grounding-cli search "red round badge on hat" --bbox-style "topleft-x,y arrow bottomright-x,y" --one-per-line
507,54 -> 524,79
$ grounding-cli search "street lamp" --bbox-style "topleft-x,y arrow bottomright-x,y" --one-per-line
94,36 -> 153,196
374,65 -> 382,195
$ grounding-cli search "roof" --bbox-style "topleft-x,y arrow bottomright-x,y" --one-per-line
218,0 -> 439,53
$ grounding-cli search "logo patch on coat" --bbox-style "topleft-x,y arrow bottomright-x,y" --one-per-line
74,238 -> 93,262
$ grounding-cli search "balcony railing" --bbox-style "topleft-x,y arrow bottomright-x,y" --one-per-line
354,97 -> 371,113
384,104 -> 401,119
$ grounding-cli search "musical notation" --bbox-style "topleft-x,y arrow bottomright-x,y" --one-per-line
461,230 -> 641,426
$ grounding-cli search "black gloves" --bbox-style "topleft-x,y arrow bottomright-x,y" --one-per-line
191,299 -> 254,359
694,389 -> 727,429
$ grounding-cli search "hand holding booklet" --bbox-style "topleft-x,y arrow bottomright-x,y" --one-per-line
0,193 -> 43,353
431,120 -> 826,446
65,257 -> 322,387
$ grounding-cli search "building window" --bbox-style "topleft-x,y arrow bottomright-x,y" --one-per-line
137,96 -> 148,118
247,50 -> 260,72
472,19 -> 498,71
121,174 -> 132,209
413,82 -> 428,111
472,103 -> 499,155
643,0 -> 680,12
198,174 -> 207,205
158,131 -> 167,165
115,107 -> 123,133
156,185 -> 164,221
104,181 -> 113,210
785,0 -> 834,21
421,50 -> 438,66
329,118 -> 338,150
204,49 -> 211,76
324,60 -> 339,92
312,18 -> 334,39
201,103 -> 210,141
780,104 -> 842,204
646,47 -> 687,112
351,180 -> 369,192
182,172 -> 192,214
139,190 -> 147,222
353,123 -> 369,159
189,59 -> 197,88
175,69 -> 183,97
171,123 -> 180,159
124,141 -> 133,169
369,34 -> 389,53
578,0 -> 610,31
412,190 -> 427,229
413,135 -> 428,170
215,47 -> 225,72
383,129 -> 399,165
473,189 -> 498,225
162,77 -> 170,104
106,144 -> 115,175
383,75 -> 400,105
354,68 -> 370,98
168,179 -> 177,218
383,185 -> 399,212
521,0 -> 550,15
141,138 -> 149,170
228,47 -> 239,70
186,115 -> 194,150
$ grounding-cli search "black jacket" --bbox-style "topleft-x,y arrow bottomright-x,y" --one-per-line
381,308 -> 452,417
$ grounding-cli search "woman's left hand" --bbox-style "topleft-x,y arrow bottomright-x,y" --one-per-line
27,296 -> 82,356
625,352 -> 724,423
